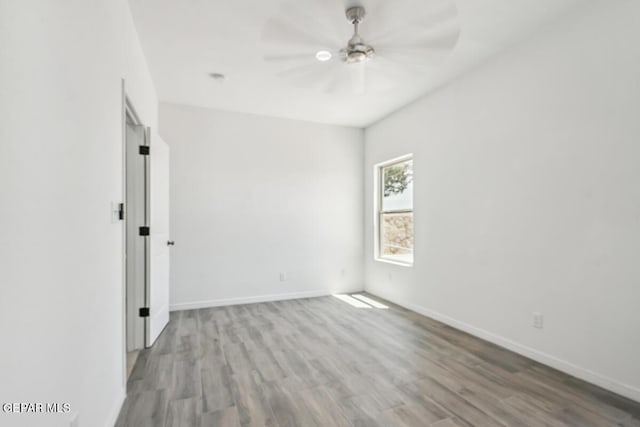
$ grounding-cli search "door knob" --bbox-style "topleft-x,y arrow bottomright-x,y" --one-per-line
167,241 -> 175,246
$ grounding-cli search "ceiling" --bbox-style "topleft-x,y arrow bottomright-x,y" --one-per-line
129,0 -> 589,128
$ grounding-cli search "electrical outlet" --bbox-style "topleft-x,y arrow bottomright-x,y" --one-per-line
341,268 -> 346,277
388,272 -> 392,282
532,312 -> 544,329
279,272 -> 287,282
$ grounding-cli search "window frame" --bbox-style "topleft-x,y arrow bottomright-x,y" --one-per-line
374,154 -> 414,267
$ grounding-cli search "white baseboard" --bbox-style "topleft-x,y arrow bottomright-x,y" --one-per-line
367,290 -> 640,404
169,288 -> 364,311
105,389 -> 126,427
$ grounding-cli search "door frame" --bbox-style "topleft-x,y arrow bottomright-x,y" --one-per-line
142,125 -> 151,348
121,80 -> 148,387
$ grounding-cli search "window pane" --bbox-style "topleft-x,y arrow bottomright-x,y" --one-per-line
382,160 -> 413,211
381,212 -> 413,263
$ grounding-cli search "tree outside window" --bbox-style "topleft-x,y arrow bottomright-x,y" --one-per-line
378,157 -> 413,265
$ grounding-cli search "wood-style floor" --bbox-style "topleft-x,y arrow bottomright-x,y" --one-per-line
115,294 -> 640,426
127,350 -> 140,379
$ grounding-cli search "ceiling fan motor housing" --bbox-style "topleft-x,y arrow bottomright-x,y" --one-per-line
345,6 -> 366,23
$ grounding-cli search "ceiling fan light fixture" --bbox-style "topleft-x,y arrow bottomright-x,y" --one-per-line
345,45 -> 374,63
315,50 -> 332,62
347,51 -> 366,64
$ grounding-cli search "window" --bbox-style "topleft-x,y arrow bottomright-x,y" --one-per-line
377,156 -> 413,265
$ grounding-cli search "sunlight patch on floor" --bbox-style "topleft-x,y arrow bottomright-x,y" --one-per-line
351,294 -> 388,309
333,294 -> 388,309
333,294 -> 372,308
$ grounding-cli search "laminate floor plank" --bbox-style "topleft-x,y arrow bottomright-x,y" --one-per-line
502,395 -> 568,427
115,389 -> 169,427
621,417 -> 640,427
262,379 -> 320,427
298,386 -> 352,427
229,370 -> 278,427
172,358 -> 202,401
166,397 -> 201,427
115,294 -> 640,426
430,418 -> 467,427
200,405 -> 242,427
383,401 -> 448,426
201,364 -> 234,413
516,369 -> 632,423
403,377 -> 504,427
336,393 -> 387,427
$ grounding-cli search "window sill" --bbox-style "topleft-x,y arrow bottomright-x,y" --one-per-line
375,257 -> 413,268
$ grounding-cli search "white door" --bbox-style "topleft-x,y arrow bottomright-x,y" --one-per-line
145,130 -> 171,346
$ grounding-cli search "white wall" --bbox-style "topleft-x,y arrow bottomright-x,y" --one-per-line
0,1 -> 157,426
364,0 -> 640,401
160,103 -> 364,310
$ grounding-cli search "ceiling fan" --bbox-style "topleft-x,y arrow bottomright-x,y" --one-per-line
340,6 -> 376,93
262,0 -> 460,94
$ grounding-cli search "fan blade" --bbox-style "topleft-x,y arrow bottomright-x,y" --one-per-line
264,53 -> 316,63
262,16 -> 341,50
367,56 -> 417,78
323,74 -> 348,94
371,49 -> 446,75
320,62 -> 352,93
355,62 -> 398,92
276,60 -> 351,94
277,62 -> 327,79
373,25 -> 460,69
290,0 -> 350,42
374,25 -> 460,53
264,48 -> 342,68
367,2 -> 459,47
349,61 -> 365,94
270,0 -> 348,42
375,46 -> 453,68
276,60 -> 342,83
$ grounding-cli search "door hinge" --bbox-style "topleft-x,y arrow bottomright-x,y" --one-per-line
139,307 -> 150,318
139,226 -> 150,236
118,203 -> 124,221
139,145 -> 150,155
